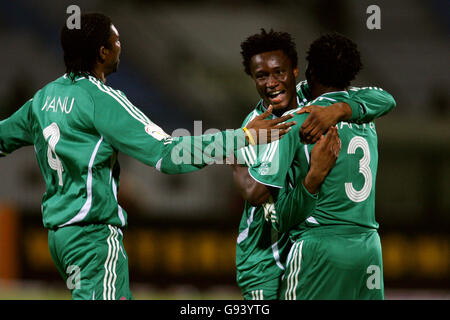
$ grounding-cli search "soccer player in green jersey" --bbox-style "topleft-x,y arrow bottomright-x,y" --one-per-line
0,14 -> 294,300
231,29 -> 396,300
246,32 -> 395,299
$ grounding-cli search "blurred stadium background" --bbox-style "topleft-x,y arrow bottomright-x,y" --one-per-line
0,0 -> 449,300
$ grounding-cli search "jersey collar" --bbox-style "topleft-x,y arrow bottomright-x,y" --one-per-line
255,96 -> 303,119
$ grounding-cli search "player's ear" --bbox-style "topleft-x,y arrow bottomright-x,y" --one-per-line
293,67 -> 299,79
98,46 -> 109,63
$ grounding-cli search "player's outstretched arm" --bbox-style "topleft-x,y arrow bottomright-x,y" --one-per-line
0,99 -> 34,157
158,106 -> 295,174
298,87 -> 396,144
94,88 -> 296,175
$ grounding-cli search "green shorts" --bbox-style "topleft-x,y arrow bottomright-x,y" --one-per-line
242,277 -> 280,300
48,224 -> 132,300
280,226 -> 384,300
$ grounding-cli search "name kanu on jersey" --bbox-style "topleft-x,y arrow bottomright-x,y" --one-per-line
41,96 -> 75,114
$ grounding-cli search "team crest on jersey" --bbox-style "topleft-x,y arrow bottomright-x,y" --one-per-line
145,124 -> 170,141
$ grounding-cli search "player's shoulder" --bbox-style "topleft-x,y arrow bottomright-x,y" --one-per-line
34,74 -> 67,94
244,109 -> 259,121
348,85 -> 384,91
306,91 -> 350,107
282,106 -> 308,124
44,74 -> 95,102
80,75 -> 110,95
29,75 -> 68,104
282,106 -> 302,117
241,103 -> 264,127
78,76 -> 128,106
348,85 -> 385,94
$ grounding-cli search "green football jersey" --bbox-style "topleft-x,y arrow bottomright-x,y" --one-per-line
235,83 -> 396,293
0,74 -> 248,229
295,80 -> 396,124
235,101 -> 293,293
249,89 -> 394,239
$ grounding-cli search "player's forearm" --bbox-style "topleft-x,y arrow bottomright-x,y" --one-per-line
232,165 -> 271,205
0,102 -> 34,154
326,102 -> 353,123
303,167 -> 328,195
345,87 -> 396,123
159,129 -> 248,174
271,184 -> 318,233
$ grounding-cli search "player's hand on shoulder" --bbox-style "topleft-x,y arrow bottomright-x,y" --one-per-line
245,105 -> 296,145
298,102 -> 350,144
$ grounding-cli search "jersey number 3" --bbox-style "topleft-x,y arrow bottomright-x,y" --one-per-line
43,122 -> 64,186
345,136 -> 372,202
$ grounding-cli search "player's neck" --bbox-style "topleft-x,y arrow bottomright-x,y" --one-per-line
91,66 -> 107,83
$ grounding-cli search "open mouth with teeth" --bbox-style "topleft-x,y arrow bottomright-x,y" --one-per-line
267,90 -> 287,104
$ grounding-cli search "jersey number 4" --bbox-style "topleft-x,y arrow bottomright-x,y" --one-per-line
345,136 -> 372,202
43,122 -> 64,186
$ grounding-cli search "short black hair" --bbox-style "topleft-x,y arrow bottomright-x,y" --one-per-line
60,13 -> 113,81
240,28 -> 298,76
306,32 -> 362,88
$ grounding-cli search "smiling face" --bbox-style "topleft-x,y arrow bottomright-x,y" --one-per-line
250,50 -> 299,115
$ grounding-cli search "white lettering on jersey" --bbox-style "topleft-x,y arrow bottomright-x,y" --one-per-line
41,96 -> 75,114
337,121 -> 376,134
340,121 -> 353,129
